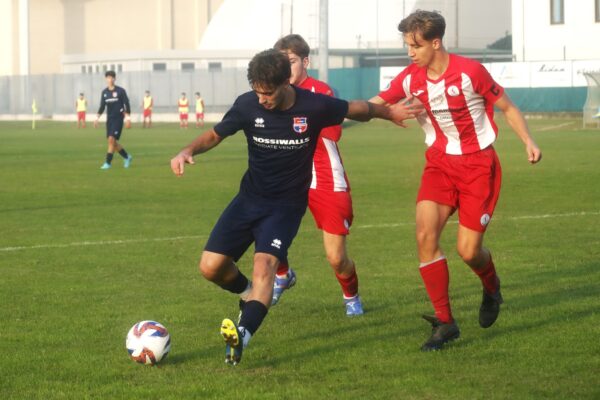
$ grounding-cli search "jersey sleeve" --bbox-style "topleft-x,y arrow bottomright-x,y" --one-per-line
213,99 -> 244,138
121,88 -> 131,114
378,69 -> 410,104
314,81 -> 342,141
319,95 -> 349,129
471,64 -> 504,104
97,91 -> 106,115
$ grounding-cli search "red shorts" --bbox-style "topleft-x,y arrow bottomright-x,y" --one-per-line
417,146 -> 502,232
308,189 -> 354,235
196,113 -> 204,120
180,113 -> 188,120
143,109 -> 152,117
77,111 -> 86,121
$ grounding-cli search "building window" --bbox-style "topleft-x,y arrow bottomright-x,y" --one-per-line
87,66 -> 93,74
95,65 -> 99,73
110,64 -> 115,72
117,64 -> 123,72
596,0 -> 600,22
81,65 -> 86,74
153,62 -> 167,72
102,65 -> 108,72
550,0 -> 564,24
208,62 -> 222,72
181,62 -> 195,71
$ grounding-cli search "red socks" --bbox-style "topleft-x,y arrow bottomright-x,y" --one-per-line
336,266 -> 359,299
419,257 -> 453,323
471,255 -> 499,294
276,262 -> 290,277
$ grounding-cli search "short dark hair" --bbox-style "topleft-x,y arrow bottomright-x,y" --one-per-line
105,70 -> 116,78
274,34 -> 310,59
195,92 -> 200,96
247,49 -> 291,89
398,10 -> 446,41
79,92 -> 84,96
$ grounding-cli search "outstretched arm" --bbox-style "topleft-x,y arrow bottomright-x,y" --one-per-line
495,93 -> 542,164
345,97 -> 423,127
170,129 -> 224,176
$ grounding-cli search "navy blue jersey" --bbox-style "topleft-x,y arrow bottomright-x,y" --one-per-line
97,85 -> 130,121
214,86 -> 349,205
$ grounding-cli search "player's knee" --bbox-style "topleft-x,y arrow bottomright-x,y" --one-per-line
252,254 -> 278,283
416,227 -> 437,249
198,255 -> 221,281
326,251 -> 349,272
456,243 -> 479,265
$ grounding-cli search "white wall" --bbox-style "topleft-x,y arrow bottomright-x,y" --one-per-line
0,0 -> 15,76
513,0 -> 600,61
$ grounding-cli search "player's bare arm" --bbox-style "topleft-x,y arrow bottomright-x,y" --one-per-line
495,93 -> 542,164
345,99 -> 423,126
170,129 -> 223,176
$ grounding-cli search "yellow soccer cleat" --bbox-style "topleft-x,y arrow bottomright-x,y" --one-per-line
220,318 -> 243,365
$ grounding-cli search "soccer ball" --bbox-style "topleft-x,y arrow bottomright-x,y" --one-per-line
126,320 -> 171,365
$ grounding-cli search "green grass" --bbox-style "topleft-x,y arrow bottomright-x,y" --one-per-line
0,118 -> 599,399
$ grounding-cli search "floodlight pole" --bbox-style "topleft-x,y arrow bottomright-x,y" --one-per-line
318,0 -> 329,83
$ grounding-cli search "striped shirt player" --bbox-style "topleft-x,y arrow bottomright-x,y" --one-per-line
272,34 -> 363,316
381,54 -> 502,157
372,10 -> 541,351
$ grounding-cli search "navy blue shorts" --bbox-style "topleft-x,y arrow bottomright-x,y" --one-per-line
204,194 -> 307,262
106,119 -> 124,140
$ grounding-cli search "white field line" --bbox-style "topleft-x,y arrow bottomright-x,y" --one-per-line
535,121 -> 575,132
1,210 -> 599,253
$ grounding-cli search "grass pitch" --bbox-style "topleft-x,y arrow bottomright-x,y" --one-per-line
0,118 -> 599,399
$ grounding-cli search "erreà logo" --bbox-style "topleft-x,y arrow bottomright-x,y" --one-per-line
293,117 -> 308,134
255,117 -> 265,128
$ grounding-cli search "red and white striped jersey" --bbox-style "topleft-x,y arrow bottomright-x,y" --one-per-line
379,54 -> 504,155
298,76 -> 350,192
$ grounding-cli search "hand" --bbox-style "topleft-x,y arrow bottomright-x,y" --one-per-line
388,96 -> 426,128
526,140 -> 542,164
124,115 -> 131,129
170,150 -> 195,177
93,118 -> 99,128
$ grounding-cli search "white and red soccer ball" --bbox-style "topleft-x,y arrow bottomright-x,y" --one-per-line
126,321 -> 171,365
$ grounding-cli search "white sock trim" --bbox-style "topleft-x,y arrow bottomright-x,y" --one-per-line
238,326 -> 252,349
419,256 -> 446,269
239,281 -> 252,301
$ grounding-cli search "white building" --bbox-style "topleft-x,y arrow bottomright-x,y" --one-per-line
512,0 -> 600,61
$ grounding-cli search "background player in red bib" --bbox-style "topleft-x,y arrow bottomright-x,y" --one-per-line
178,92 -> 189,129
75,93 -> 87,129
273,34 -> 363,316
142,90 -> 153,128
371,10 -> 542,351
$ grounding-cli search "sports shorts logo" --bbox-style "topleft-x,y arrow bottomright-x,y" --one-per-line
271,238 -> 282,249
480,213 -> 491,227
255,117 -> 265,128
293,117 -> 308,134
447,85 -> 460,97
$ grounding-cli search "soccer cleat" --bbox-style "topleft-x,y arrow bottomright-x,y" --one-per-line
221,318 -> 243,365
479,279 -> 504,328
420,315 -> 460,352
344,295 -> 364,316
100,162 -> 111,170
124,155 -> 133,168
271,268 -> 297,306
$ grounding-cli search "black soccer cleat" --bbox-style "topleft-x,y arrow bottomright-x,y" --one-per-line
420,315 -> 460,352
479,281 -> 503,328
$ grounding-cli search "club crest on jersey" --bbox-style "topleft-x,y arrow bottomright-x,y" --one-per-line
447,85 -> 460,97
112,92 -> 118,98
293,117 -> 308,134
